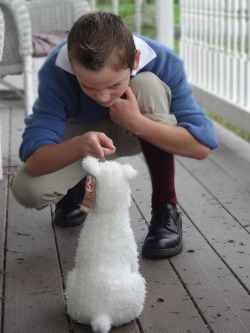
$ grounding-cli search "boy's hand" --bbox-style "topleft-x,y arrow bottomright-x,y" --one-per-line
109,87 -> 142,132
79,131 -> 116,161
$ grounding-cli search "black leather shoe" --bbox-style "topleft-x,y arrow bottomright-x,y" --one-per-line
142,203 -> 183,259
53,177 -> 87,227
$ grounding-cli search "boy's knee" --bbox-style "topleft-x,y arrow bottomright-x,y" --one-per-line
129,72 -> 176,126
130,72 -> 171,105
11,167 -> 50,210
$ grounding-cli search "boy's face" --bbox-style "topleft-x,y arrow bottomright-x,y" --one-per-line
72,51 -> 140,108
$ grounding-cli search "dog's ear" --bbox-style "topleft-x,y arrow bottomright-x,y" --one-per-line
122,164 -> 137,180
82,156 -> 101,176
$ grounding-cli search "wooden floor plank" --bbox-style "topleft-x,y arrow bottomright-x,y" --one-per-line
171,212 -> 250,333
208,144 -> 250,195
130,203 -> 211,333
73,320 -> 141,333
213,122 -> 250,165
177,154 -> 250,232
1,102 -> 249,333
0,105 -> 11,330
2,104 -> 69,332
121,156 -> 212,332
118,155 -> 152,222
121,155 -> 250,333
0,176 -> 8,331
4,192 -> 69,333
175,160 -> 250,291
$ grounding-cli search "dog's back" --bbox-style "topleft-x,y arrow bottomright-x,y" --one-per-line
65,157 -> 146,333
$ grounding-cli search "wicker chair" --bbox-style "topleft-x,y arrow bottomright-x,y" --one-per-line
0,0 -> 92,180
0,0 -> 92,115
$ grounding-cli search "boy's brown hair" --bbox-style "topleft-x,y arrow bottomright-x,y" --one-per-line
68,12 -> 136,71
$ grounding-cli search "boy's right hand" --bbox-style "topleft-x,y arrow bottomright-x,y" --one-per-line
79,131 -> 116,161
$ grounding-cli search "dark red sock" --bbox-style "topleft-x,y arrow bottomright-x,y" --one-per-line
139,139 -> 177,209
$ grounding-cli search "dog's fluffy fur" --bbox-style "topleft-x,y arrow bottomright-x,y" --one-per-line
65,157 -> 146,333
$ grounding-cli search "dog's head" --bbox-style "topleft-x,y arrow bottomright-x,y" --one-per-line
82,156 -> 137,211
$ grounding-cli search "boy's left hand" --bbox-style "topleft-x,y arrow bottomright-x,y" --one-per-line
109,87 -> 142,132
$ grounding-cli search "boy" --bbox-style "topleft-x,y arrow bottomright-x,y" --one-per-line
12,12 -> 219,259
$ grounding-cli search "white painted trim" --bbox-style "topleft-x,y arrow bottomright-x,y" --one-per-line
156,0 -> 174,48
193,86 -> 250,135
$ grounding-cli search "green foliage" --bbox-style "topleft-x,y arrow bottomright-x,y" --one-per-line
174,3 -> 180,27
97,2 -> 156,38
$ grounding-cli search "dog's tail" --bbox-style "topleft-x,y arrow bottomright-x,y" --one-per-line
91,314 -> 112,333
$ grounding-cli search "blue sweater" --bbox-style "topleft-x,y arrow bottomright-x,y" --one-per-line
20,35 -> 219,161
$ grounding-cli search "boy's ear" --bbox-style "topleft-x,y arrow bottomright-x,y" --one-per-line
133,50 -> 141,70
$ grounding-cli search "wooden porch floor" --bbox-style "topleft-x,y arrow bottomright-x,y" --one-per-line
0,102 -> 249,333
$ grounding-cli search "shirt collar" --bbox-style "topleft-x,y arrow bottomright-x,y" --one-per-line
55,35 -> 156,75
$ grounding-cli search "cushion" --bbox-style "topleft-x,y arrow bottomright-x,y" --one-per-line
32,31 -> 68,57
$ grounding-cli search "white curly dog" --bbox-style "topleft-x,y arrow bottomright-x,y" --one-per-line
65,156 -> 146,333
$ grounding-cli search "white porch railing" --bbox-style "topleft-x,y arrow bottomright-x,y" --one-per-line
180,0 -> 250,134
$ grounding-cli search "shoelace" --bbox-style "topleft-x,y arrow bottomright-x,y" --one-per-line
151,204 -> 172,227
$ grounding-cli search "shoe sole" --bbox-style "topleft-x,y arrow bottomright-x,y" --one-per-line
53,214 -> 87,227
142,241 -> 183,259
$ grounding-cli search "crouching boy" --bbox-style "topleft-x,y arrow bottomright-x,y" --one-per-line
12,12 -> 219,259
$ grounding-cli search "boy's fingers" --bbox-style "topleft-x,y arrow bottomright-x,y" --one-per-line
102,147 -> 116,156
125,87 -> 136,100
94,133 -> 116,157
98,134 -> 116,150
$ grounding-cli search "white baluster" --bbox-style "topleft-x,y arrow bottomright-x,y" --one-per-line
226,0 -> 233,99
182,0 -> 191,78
204,0 -> 211,90
186,0 -> 193,79
203,0 -> 209,89
180,0 -> 190,77
213,0 -> 220,93
246,0 -> 250,109
156,0 -> 173,48
238,0 -> 247,106
90,0 -> 96,11
112,0 -> 119,15
180,0 -> 185,61
199,0 -> 207,88
196,0 -> 203,85
207,0 -> 215,92
231,0 -> 240,102
219,0 -> 226,95
190,0 -> 194,83
192,0 -> 198,85
135,0 -> 142,34
194,0 -> 201,86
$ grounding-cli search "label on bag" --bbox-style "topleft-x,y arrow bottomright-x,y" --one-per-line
80,174 -> 96,212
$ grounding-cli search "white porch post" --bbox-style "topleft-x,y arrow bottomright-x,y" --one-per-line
135,0 -> 142,33
90,0 -> 96,11
156,0 -> 174,48
112,0 -> 119,15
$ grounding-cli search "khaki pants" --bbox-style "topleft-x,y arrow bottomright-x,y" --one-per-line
11,72 -> 176,209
